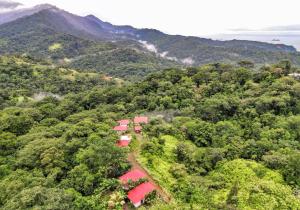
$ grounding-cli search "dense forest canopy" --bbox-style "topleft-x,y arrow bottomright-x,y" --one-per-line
1,55 -> 300,209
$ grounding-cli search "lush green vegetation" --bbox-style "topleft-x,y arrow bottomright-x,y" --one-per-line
134,60 -> 300,209
68,48 -> 179,79
0,12 -> 178,79
1,56 -> 300,209
0,55 -> 115,109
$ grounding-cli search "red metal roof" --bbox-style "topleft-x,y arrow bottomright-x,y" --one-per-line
119,169 -> 146,184
116,140 -> 130,147
134,116 -> 148,124
117,119 -> 130,125
113,125 -> 128,131
134,126 -> 142,131
127,182 -> 155,204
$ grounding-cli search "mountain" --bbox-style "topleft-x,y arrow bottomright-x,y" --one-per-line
77,14 -> 300,65
0,5 -> 119,40
0,8 -> 178,78
0,5 -> 137,41
1,3 -> 300,77
0,4 -> 54,24
133,29 -> 299,65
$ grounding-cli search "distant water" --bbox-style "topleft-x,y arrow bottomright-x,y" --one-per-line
210,31 -> 300,51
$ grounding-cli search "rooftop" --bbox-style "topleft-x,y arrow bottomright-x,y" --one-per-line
116,140 -> 130,147
118,119 -> 130,125
127,182 -> 156,204
119,169 -> 146,184
113,125 -> 128,131
134,116 -> 148,124
134,125 -> 142,131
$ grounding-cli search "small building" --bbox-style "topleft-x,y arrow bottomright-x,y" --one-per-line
134,116 -> 148,125
118,119 -> 130,126
116,140 -> 130,147
127,182 -> 156,208
119,169 -> 147,185
120,135 -> 131,141
134,126 -> 142,134
113,125 -> 128,132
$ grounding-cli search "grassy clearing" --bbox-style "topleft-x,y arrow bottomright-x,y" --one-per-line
48,43 -> 62,51
138,135 -> 179,192
58,68 -> 101,81
17,96 -> 24,103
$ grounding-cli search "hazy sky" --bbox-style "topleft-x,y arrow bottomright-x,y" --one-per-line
9,0 -> 300,36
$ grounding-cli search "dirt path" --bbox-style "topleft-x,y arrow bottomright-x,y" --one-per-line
127,134 -> 171,203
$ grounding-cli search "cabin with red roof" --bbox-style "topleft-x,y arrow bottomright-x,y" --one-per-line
134,125 -> 142,134
127,182 -> 156,208
119,169 -> 146,185
116,140 -> 130,147
134,116 -> 148,125
118,119 -> 130,126
116,135 -> 131,147
113,125 -> 128,133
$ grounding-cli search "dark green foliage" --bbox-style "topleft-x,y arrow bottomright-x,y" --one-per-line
144,190 -> 157,205
226,181 -> 239,208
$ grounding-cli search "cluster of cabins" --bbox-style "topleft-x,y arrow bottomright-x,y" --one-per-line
113,116 -> 148,148
112,116 -> 156,207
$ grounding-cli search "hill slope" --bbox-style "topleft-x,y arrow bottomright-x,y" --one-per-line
135,29 -> 300,65
1,58 -> 300,209
0,10 -> 178,78
1,4 -> 300,76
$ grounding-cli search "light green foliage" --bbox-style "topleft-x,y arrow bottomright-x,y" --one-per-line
139,135 -> 180,190
208,159 -> 300,209
0,55 -> 113,109
48,43 -> 62,51
107,191 -> 126,210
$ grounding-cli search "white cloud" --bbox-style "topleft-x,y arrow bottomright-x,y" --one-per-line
139,40 -> 180,61
181,57 -> 195,65
0,0 -> 22,9
139,40 -> 158,53
159,51 -> 178,62
0,0 -> 26,13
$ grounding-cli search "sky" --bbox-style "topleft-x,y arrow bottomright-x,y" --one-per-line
3,0 -> 300,36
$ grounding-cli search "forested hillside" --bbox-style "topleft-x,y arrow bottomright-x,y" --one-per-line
1,55 -> 300,209
0,56 -> 117,109
135,29 -> 300,66
2,5 -> 300,80
0,11 -> 178,79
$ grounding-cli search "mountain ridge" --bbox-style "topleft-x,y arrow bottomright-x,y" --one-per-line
1,3 -> 300,75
